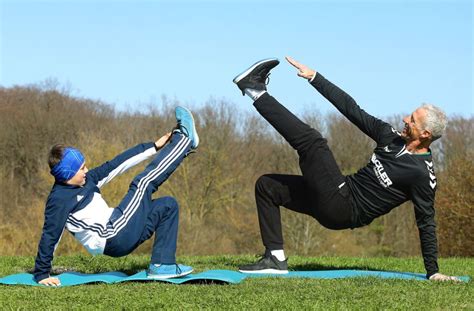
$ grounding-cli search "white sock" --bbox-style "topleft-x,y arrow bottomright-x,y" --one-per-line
271,249 -> 286,261
244,88 -> 266,101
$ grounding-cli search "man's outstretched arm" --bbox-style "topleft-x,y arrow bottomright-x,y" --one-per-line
286,57 -> 395,145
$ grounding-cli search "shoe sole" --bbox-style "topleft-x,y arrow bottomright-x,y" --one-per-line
232,58 -> 279,84
147,268 -> 194,279
178,106 -> 199,148
238,269 -> 289,274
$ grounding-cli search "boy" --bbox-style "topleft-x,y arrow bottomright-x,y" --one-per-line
34,106 -> 199,286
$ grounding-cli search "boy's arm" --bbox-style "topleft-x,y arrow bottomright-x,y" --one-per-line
33,198 -> 69,283
87,142 -> 157,188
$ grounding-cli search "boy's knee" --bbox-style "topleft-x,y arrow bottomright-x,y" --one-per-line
160,196 -> 179,212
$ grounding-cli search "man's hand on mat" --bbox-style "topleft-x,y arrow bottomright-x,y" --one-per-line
39,276 -> 61,286
286,56 -> 316,80
429,273 -> 461,282
155,132 -> 172,149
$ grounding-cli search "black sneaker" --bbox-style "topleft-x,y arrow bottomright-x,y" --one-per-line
233,58 -> 280,95
239,254 -> 288,274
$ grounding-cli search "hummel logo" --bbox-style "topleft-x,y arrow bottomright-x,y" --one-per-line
391,127 -> 401,136
425,161 -> 436,189
384,146 -> 391,152
77,195 -> 84,202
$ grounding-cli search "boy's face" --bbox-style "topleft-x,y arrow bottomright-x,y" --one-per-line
66,163 -> 88,186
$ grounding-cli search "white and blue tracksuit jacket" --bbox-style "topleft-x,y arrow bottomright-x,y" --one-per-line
33,142 -> 157,282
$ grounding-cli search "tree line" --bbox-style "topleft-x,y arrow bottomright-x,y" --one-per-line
0,83 -> 472,258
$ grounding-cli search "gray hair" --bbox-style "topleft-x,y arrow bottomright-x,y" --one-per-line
420,103 -> 448,141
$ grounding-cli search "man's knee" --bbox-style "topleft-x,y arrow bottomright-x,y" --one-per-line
255,174 -> 278,197
302,128 -> 328,150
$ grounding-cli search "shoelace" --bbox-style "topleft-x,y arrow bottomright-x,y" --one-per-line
176,121 -> 190,137
254,69 -> 271,85
255,254 -> 268,262
265,73 -> 271,85
175,264 -> 182,275
255,253 -> 288,263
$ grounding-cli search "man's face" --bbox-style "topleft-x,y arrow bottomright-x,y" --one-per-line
401,108 -> 427,141
66,163 -> 88,186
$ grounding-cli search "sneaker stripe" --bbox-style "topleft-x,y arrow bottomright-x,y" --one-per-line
239,269 -> 289,274
178,106 -> 199,148
147,268 -> 193,279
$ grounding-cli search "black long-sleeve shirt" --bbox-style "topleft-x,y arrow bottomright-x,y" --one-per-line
310,73 -> 439,277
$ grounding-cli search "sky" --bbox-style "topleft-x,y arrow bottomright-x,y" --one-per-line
0,0 -> 472,120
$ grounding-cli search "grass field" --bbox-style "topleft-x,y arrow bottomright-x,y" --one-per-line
0,255 -> 472,310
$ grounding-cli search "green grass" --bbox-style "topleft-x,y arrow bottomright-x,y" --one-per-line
0,255 -> 472,310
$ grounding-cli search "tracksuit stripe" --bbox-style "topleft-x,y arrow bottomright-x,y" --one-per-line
107,136 -> 190,237
96,147 -> 156,189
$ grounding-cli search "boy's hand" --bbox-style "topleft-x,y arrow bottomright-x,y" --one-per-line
286,56 -> 316,80
39,276 -> 61,286
154,132 -> 172,149
429,273 -> 462,282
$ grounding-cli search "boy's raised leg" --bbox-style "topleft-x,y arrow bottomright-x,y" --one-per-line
104,107 -> 198,279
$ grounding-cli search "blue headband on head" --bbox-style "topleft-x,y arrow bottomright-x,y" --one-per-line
50,147 -> 85,182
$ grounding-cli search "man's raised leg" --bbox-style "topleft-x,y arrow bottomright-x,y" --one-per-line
233,60 -> 354,274
233,59 -> 351,222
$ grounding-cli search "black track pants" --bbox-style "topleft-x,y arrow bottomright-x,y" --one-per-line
254,93 -> 354,251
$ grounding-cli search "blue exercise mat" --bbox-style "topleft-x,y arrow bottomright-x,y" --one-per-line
244,270 -> 470,282
0,270 -> 246,287
0,270 -> 469,287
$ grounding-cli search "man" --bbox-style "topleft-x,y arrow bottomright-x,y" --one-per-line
233,57 -> 459,281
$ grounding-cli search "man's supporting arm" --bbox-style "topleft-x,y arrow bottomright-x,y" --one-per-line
411,182 -> 439,278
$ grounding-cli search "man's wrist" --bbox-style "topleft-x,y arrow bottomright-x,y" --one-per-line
427,271 -> 439,279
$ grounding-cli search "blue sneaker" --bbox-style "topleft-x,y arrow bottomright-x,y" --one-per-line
146,263 -> 193,279
175,106 -> 199,149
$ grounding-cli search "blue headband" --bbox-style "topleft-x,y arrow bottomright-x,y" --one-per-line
50,147 -> 85,182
